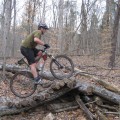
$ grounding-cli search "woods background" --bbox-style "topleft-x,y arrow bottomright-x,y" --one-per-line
0,0 -> 120,68
0,1 -> 120,120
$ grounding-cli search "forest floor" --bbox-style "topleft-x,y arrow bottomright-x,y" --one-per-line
0,55 -> 120,120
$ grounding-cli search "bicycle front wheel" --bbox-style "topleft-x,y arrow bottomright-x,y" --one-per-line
10,71 -> 37,98
50,55 -> 74,80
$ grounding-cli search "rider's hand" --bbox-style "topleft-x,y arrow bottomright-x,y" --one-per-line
44,44 -> 50,48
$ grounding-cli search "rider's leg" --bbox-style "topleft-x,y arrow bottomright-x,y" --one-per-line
35,50 -> 42,61
30,63 -> 38,78
20,47 -> 42,84
29,60 -> 42,84
34,49 -> 44,71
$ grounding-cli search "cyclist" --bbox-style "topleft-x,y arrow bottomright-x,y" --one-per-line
20,22 -> 50,84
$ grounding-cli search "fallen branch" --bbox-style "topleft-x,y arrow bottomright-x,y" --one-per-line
96,110 -> 109,120
95,79 -> 120,94
47,101 -> 79,113
75,94 -> 95,120
74,68 -> 120,94
104,112 -> 120,115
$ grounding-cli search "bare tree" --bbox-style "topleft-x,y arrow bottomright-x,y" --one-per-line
28,0 -> 32,34
101,1 -> 115,39
78,0 -> 87,55
64,0 -> 77,54
41,0 -> 46,23
31,0 -> 36,31
2,0 -> 12,78
12,0 -> 16,57
108,0 -> 120,67
58,0 -> 64,53
52,0 -> 58,28
0,0 -> 6,54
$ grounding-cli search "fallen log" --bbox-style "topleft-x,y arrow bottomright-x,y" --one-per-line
76,82 -> 93,95
93,85 -> 120,104
0,85 -> 79,117
76,81 -> 120,104
0,105 -> 33,117
0,64 -> 56,80
1,79 -> 120,115
0,64 -> 120,118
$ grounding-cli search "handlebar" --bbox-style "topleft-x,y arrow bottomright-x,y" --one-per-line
43,46 -> 50,51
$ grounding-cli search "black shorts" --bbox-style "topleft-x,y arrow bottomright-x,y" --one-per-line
20,46 -> 39,65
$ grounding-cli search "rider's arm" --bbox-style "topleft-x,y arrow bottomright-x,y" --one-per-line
34,37 -> 44,46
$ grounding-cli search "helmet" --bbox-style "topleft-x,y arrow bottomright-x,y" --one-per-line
38,22 -> 49,30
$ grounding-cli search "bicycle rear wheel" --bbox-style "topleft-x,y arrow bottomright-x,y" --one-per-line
10,71 -> 37,98
50,55 -> 74,80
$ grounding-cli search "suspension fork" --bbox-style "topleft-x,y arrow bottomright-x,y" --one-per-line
51,56 -> 63,68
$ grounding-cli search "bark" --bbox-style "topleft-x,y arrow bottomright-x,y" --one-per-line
76,81 -> 120,104
0,64 -> 120,104
52,0 -> 57,28
96,110 -> 109,120
58,0 -> 64,53
108,0 -> 120,67
0,86 -> 79,117
93,85 -> 120,104
96,79 -> 120,94
0,64 -> 76,86
75,95 -> 95,120
47,101 -> 79,113
12,0 -> 16,57
41,0 -> 46,22
94,96 -> 118,111
0,80 -> 119,117
0,63 -> 55,80
31,0 -> 36,31
1,0 -> 6,41
0,64 -> 120,118
2,0 -> 12,78
97,104 -> 118,112
77,82 -> 93,95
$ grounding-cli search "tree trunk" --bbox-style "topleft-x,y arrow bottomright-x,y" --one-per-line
41,0 -> 46,23
108,0 -> 120,67
31,0 -> 36,32
1,0 -> 6,47
12,0 -> 16,57
2,0 -> 12,79
58,0 -> 64,53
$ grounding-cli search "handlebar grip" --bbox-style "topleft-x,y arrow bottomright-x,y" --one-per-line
44,46 -> 50,49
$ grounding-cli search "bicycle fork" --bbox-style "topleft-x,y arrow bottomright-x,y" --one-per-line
52,57 -> 63,69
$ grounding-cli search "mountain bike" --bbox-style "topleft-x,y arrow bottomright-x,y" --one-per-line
10,46 -> 74,98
